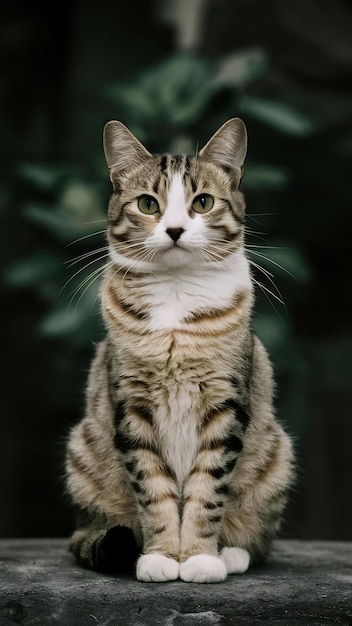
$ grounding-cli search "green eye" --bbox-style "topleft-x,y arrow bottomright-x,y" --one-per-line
137,195 -> 159,215
192,194 -> 214,214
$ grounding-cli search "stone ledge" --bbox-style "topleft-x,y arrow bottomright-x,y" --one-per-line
0,540 -> 352,625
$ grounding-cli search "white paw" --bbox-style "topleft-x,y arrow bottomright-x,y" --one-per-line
136,554 -> 179,582
220,547 -> 250,574
179,554 -> 227,583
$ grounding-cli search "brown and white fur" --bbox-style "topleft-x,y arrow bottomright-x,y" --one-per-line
66,118 -> 294,583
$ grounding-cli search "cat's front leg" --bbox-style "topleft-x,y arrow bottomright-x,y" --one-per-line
135,486 -> 180,582
115,401 -> 180,581
179,476 -> 228,583
179,406 -> 245,583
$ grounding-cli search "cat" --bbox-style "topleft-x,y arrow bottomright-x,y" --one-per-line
66,118 -> 294,583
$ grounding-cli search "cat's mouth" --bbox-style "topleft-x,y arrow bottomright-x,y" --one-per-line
156,241 -> 193,266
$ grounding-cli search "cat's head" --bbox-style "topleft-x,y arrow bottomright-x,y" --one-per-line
103,119 -> 247,271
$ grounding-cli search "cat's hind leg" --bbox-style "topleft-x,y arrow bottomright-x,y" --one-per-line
70,524 -> 139,574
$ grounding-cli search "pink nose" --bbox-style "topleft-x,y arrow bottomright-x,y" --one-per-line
166,228 -> 184,242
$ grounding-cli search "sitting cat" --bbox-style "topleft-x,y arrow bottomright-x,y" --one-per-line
66,118 -> 294,583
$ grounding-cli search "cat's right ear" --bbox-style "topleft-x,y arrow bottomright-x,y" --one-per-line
103,121 -> 152,188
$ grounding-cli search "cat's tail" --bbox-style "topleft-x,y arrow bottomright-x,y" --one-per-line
70,525 -> 139,574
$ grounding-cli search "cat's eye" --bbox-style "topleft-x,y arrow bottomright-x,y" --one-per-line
192,194 -> 214,214
137,195 -> 159,215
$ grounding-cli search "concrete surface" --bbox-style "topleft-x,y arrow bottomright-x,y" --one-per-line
0,539 -> 352,625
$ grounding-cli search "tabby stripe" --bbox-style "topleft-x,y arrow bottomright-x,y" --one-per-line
183,292 -> 248,332
105,287 -> 151,334
81,421 -> 97,448
131,481 -> 144,494
171,154 -> 184,169
224,457 -> 237,473
114,430 -> 157,455
208,466 -> 226,479
223,398 -> 250,431
67,451 -> 105,491
160,155 -> 168,172
199,530 -> 217,539
215,484 -> 230,495
125,460 -> 136,474
153,175 -> 161,194
139,492 -> 178,506
108,202 -> 128,227
211,225 -> 241,243
132,405 -> 154,425
255,437 -> 282,480
119,299 -> 148,321
204,501 -> 218,510
184,155 -> 191,175
115,400 -> 125,423
221,198 -> 245,225
223,431 -> 244,453
202,399 -> 249,434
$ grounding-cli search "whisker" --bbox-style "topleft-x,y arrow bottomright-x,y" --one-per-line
249,249 -> 297,280
252,277 -> 285,306
59,252 -> 109,297
249,258 -> 287,311
65,246 -> 109,267
252,278 -> 285,322
66,229 -> 106,247
71,263 -> 110,314
246,244 -> 286,250
67,265 -> 106,312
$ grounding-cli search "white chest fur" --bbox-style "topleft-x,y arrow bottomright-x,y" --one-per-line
144,252 -> 251,332
142,252 -> 251,486
154,379 -> 199,487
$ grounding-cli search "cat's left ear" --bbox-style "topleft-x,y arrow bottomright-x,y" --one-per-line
103,121 -> 152,187
199,118 -> 247,176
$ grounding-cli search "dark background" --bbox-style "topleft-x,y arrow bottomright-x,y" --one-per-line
1,0 -> 351,540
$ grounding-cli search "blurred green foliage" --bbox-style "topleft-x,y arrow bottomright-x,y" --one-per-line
6,50 -> 314,432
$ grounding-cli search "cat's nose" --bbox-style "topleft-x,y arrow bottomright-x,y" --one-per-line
166,227 -> 184,242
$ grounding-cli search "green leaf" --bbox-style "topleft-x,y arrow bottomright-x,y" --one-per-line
240,97 -> 315,136
23,180 -> 106,242
60,181 -> 106,221
18,164 -> 69,190
106,55 -> 215,126
244,163 -> 289,189
24,204 -> 84,241
40,306 -> 83,336
215,49 -> 268,87
107,84 -> 156,120
5,252 -> 61,286
40,281 -> 100,337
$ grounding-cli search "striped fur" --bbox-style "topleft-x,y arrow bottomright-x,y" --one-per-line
66,119 -> 294,582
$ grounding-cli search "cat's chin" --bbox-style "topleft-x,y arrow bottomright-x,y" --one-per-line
156,245 -> 193,268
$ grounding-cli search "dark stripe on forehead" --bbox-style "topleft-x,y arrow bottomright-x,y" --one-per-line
153,174 -> 161,194
182,156 -> 197,192
171,155 -> 184,170
184,155 -> 191,174
160,155 -> 168,172
190,177 -> 197,193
